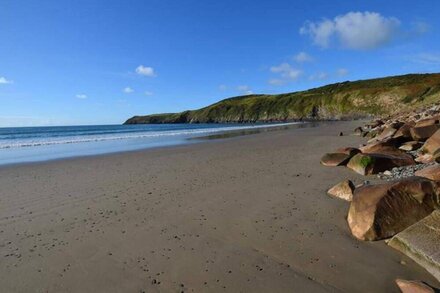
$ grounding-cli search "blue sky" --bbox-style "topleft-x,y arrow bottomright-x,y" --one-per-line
1,0 -> 440,126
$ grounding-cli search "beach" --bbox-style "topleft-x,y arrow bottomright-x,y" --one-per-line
0,121 -> 438,292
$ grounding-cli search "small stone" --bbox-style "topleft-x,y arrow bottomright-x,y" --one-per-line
327,180 -> 355,201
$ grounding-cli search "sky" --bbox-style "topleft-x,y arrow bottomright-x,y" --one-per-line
1,0 -> 440,127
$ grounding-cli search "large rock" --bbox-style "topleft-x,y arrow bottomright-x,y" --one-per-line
394,123 -> 415,140
389,210 -> 440,282
415,153 -> 434,164
395,279 -> 437,293
335,147 -> 361,156
415,165 -> 440,181
320,153 -> 351,167
360,138 -> 399,153
422,129 -> 440,154
327,180 -> 354,201
360,140 -> 414,159
410,125 -> 440,141
366,128 -> 380,139
347,177 -> 440,240
373,125 -> 398,142
346,153 -> 415,175
366,119 -> 384,129
415,117 -> 440,127
399,141 -> 423,151
353,127 -> 364,136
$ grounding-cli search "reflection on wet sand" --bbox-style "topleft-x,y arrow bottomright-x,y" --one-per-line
191,121 -> 324,140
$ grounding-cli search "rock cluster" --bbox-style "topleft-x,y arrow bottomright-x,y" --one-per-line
322,104 -> 440,287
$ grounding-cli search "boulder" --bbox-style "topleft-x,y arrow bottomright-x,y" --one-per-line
394,123 -> 415,140
320,153 -> 352,167
327,180 -> 354,201
373,126 -> 398,142
422,129 -> 440,154
366,128 -> 380,139
346,153 -> 415,176
395,279 -> 437,293
410,125 -> 440,141
415,165 -> 440,181
354,127 -> 364,136
399,141 -> 423,151
415,153 -> 434,164
434,150 -> 440,163
389,210 -> 440,282
360,140 -> 414,159
347,177 -> 440,240
415,117 -> 440,127
366,119 -> 384,129
335,147 -> 361,156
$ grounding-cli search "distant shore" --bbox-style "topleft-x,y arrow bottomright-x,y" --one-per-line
0,120 -> 437,292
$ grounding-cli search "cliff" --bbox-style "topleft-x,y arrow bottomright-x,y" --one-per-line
124,73 -> 440,124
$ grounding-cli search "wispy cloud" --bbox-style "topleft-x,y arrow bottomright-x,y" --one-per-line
76,94 -> 87,99
308,68 -> 349,81
123,87 -> 134,93
409,52 -> 440,65
218,84 -> 228,91
135,65 -> 156,77
0,76 -> 13,84
144,91 -> 154,96
300,11 -> 400,50
411,21 -> 430,35
309,72 -> 329,81
269,63 -> 302,85
293,52 -> 313,63
336,68 -> 349,76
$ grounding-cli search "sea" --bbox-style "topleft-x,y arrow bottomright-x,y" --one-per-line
0,122 -> 301,165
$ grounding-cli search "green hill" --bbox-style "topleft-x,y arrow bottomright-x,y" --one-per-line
124,73 -> 440,124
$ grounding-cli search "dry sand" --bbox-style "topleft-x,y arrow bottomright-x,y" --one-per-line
0,121 -> 438,292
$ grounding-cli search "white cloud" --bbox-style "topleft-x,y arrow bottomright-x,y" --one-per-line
135,65 -> 155,77
300,19 -> 335,48
0,77 -> 13,84
76,94 -> 87,99
269,63 -> 302,85
144,91 -> 154,96
337,68 -> 349,76
293,51 -> 313,63
123,87 -> 134,94
300,11 -> 400,50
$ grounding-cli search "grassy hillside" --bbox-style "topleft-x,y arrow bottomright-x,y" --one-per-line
124,73 -> 440,124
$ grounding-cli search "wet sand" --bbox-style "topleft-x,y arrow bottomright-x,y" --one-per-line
0,121 -> 438,292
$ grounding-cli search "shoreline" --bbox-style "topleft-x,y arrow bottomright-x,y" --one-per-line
0,122 -> 306,167
0,120 -> 438,292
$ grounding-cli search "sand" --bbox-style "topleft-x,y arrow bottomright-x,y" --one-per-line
0,121 -> 438,292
